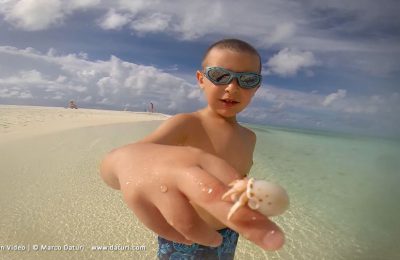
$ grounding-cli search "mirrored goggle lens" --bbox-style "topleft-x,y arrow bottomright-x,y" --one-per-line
239,74 -> 260,88
208,68 -> 231,84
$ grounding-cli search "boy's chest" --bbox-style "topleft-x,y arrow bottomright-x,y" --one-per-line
185,125 -> 253,176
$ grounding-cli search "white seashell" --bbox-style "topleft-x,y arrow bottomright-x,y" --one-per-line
248,180 -> 289,217
222,178 -> 289,220
247,198 -> 260,210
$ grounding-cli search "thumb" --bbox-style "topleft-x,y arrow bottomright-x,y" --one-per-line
177,166 -> 285,251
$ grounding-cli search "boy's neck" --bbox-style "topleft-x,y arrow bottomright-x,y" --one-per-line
199,107 -> 238,125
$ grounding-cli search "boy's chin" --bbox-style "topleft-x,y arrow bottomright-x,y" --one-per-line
216,109 -> 240,119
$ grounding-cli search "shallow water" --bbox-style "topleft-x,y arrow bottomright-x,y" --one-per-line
1,121 -> 399,259
240,125 -> 400,260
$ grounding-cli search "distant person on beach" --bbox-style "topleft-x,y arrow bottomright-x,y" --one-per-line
68,100 -> 78,109
100,39 -> 284,259
149,102 -> 155,113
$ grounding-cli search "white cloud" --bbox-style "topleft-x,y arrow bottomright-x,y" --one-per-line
117,0 -> 157,14
19,91 -> 33,99
169,1 -> 226,40
1,0 -> 101,31
0,88 -> 29,98
0,69 -> 50,86
322,89 -> 347,106
268,22 -> 296,45
265,48 -> 317,77
4,0 -> 64,31
67,0 -> 100,9
1,1 -> 399,60
0,45 -> 201,113
130,12 -> 171,33
254,86 -> 321,112
254,85 -> 399,118
247,85 -> 400,136
98,9 -> 132,30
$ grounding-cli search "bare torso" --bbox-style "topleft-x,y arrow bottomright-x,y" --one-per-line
183,110 -> 255,228
139,108 -> 256,229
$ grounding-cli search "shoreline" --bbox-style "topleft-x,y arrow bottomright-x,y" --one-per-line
0,105 -> 170,143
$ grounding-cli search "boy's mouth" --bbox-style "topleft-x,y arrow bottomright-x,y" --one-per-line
220,99 -> 240,105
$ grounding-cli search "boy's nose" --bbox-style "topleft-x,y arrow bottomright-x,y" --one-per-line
225,79 -> 240,93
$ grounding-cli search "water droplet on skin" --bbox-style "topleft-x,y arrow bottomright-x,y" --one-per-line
134,178 -> 144,187
196,180 -> 214,195
126,181 -> 131,185
160,184 -> 168,193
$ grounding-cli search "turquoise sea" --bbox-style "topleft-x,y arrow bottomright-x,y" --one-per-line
241,124 -> 400,260
1,119 -> 399,259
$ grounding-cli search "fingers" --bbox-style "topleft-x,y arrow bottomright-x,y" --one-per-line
123,179 -> 222,247
224,208 -> 285,251
125,196 -> 192,245
178,166 -> 285,250
155,189 -> 223,247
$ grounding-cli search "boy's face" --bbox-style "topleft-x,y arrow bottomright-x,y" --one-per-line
197,48 -> 260,119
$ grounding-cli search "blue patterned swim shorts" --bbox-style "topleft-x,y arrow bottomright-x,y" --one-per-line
157,228 -> 239,260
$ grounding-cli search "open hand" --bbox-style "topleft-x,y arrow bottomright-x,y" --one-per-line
101,143 -> 284,250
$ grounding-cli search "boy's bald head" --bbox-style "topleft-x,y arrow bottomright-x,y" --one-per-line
201,39 -> 262,73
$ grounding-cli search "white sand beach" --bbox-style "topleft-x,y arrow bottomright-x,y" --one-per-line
0,105 -> 169,259
0,105 -> 170,143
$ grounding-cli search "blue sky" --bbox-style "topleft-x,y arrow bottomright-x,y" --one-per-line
0,0 -> 399,137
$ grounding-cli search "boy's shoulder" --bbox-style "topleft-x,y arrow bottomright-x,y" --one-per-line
168,112 -> 200,125
161,112 -> 201,133
238,124 -> 257,144
139,113 -> 199,145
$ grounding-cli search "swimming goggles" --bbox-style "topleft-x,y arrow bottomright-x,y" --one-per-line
203,66 -> 262,89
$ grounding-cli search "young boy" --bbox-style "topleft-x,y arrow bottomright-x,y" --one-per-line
100,39 -> 284,259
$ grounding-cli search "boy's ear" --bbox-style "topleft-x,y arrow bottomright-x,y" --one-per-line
196,70 -> 205,88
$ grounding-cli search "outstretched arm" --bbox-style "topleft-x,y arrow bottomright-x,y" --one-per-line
100,115 -> 284,250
